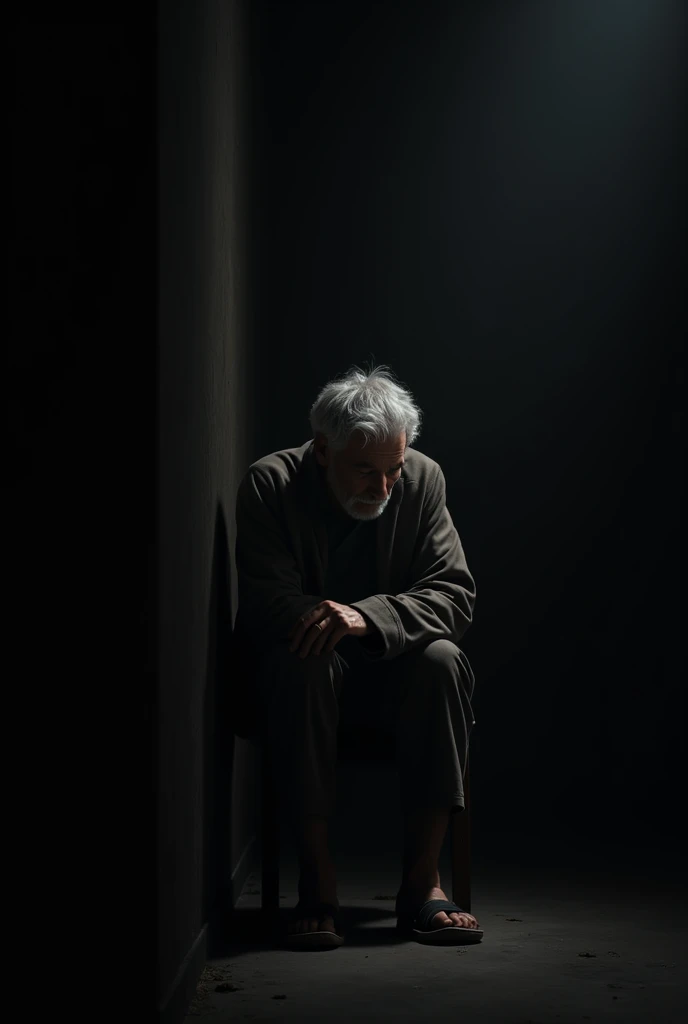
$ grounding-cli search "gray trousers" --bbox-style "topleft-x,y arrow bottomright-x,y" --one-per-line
254,633 -> 476,822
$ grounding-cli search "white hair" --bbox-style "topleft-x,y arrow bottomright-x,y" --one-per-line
309,363 -> 423,453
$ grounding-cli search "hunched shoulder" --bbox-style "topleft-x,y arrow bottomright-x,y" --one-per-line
245,445 -> 304,486
402,446 -> 444,492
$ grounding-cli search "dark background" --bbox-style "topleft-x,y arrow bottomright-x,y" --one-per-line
10,2 -> 685,1019
252,0 -> 686,845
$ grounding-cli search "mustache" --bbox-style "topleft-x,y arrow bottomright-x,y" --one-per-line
347,495 -> 388,506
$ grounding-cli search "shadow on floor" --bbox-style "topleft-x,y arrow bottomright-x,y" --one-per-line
211,902 -> 419,955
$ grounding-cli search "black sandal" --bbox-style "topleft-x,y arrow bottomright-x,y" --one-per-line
396,897 -> 484,944
285,900 -> 345,950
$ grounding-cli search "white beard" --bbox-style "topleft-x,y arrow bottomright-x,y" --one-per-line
326,463 -> 391,521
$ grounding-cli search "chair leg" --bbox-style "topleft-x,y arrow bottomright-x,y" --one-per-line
450,755 -> 471,913
261,748 -> 280,918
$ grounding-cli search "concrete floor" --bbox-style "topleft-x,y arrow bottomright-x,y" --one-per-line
185,759 -> 687,1023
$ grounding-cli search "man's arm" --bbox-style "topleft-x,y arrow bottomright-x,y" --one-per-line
350,465 -> 475,660
234,468 -> 323,645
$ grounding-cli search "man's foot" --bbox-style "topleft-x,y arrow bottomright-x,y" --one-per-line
396,883 -> 480,930
288,864 -> 340,937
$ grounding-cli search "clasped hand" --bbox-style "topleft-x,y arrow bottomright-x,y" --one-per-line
288,600 -> 370,658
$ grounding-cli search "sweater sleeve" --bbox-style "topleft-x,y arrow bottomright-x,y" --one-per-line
234,468 -> 323,644
350,466 -> 475,661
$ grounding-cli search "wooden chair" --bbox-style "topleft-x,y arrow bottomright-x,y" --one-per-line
256,726 -> 472,920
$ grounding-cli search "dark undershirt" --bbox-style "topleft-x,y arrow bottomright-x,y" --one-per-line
323,502 -> 378,608
317,472 -> 385,656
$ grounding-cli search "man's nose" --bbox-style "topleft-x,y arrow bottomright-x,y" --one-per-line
370,477 -> 392,499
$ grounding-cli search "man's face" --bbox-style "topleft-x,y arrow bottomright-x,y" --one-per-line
315,430 -> 406,521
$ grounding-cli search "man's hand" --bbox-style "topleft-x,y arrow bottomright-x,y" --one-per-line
288,600 -> 371,658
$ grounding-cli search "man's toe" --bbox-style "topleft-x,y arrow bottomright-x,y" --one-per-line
425,906 -> 481,930
432,911 -> 453,927
449,912 -> 476,927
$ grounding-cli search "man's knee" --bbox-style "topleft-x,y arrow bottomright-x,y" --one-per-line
410,639 -> 474,696
417,638 -> 461,671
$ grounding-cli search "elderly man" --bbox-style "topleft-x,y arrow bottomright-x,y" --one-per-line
232,364 -> 482,949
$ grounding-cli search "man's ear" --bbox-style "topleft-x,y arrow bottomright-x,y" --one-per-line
313,432 -> 330,468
